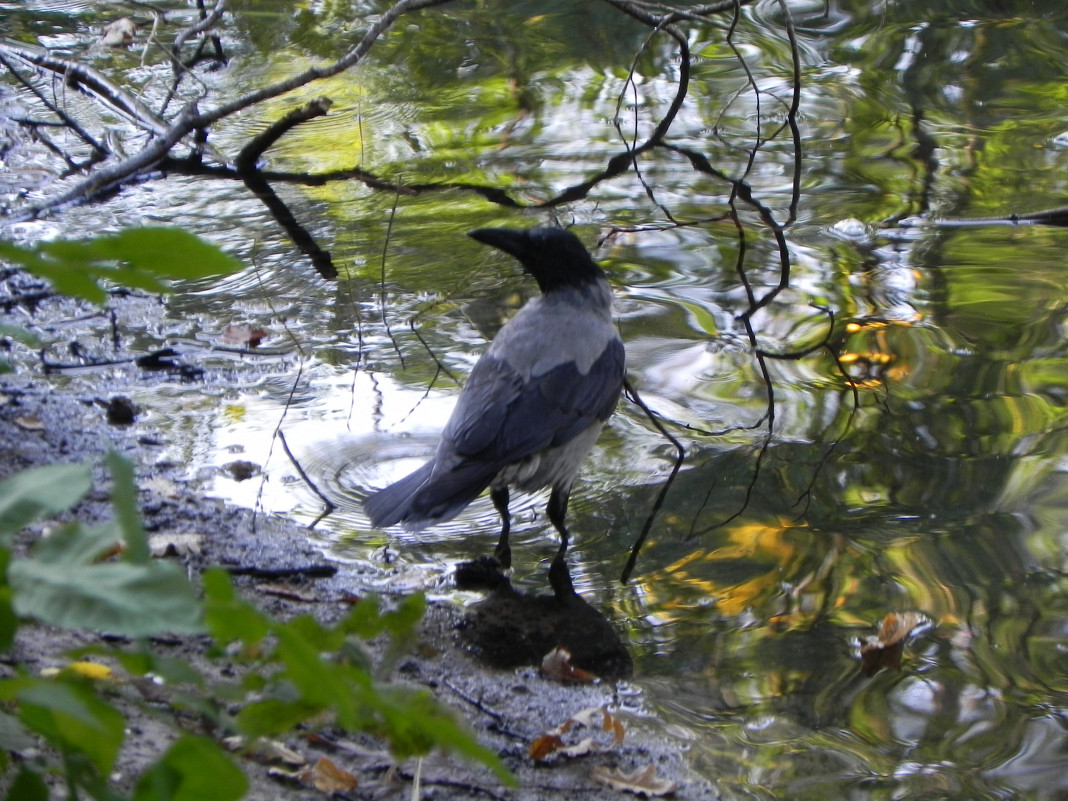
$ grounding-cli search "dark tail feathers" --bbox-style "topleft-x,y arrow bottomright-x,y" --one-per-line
363,461 -> 434,528
363,460 -> 498,530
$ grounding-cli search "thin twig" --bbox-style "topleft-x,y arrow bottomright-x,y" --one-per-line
620,378 -> 685,584
379,190 -> 406,367
0,52 -> 107,158
278,429 -> 337,518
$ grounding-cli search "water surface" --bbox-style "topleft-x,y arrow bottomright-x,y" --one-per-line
2,1 -> 1067,798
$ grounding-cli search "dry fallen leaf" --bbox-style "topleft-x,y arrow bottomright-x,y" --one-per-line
529,705 -> 626,762
257,582 -> 317,603
541,646 -> 596,683
590,764 -> 679,797
529,734 -> 597,761
149,533 -> 204,558
529,734 -> 566,762
860,611 -> 927,676
223,736 -> 306,767
14,415 -> 44,432
603,708 -> 626,747
302,756 -> 358,793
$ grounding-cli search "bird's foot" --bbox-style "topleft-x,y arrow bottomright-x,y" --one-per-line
548,551 -> 576,601
492,541 -> 512,571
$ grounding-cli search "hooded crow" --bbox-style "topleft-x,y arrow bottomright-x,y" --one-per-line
363,226 -> 624,572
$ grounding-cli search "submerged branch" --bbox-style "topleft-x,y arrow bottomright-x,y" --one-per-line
0,0 -> 459,222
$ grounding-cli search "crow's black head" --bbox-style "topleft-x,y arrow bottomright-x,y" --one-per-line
468,227 -> 604,293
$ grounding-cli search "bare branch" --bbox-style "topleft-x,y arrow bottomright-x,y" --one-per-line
195,0 -> 458,130
235,97 -> 334,170
1,0 -> 459,221
620,378 -> 686,584
0,39 -> 169,137
0,53 -> 108,162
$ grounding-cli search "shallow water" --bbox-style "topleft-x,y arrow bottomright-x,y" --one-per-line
3,0 -> 1068,798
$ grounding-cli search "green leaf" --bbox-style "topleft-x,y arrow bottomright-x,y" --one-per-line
0,323 -> 41,347
11,678 -> 124,776
8,257 -> 109,304
0,241 -> 49,272
0,462 -> 92,536
234,698 -> 321,739
107,452 -> 149,563
371,685 -> 514,785
273,625 -> 352,711
338,594 -> 388,638
382,591 -> 426,636
29,519 -> 120,564
0,549 -> 15,651
0,588 -> 15,652
133,734 -> 247,801
91,228 -> 244,280
675,298 -> 719,336
202,569 -> 270,645
280,613 -> 345,652
9,522 -> 202,636
3,766 -> 49,801
0,708 -> 33,752
1,227 -> 244,305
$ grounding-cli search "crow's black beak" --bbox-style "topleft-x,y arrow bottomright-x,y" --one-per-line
468,228 -> 530,261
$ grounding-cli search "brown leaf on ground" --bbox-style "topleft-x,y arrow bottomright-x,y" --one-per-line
860,611 -> 927,676
603,708 -> 626,747
530,705 -> 626,762
529,734 -> 597,762
302,756 -> 357,793
224,736 -> 306,767
529,734 -> 566,761
590,764 -> 679,797
14,415 -> 44,432
541,646 -> 595,683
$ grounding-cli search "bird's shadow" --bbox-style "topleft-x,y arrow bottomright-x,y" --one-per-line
454,556 -> 633,681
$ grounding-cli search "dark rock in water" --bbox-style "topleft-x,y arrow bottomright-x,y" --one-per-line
456,556 -> 632,681
105,395 -> 139,426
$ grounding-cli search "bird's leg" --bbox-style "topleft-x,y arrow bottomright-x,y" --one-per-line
546,485 -> 574,598
491,485 -> 511,569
